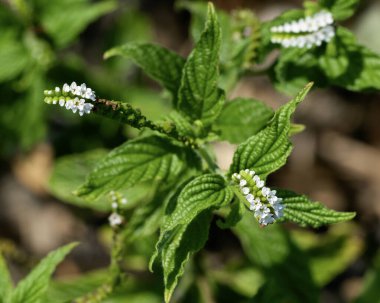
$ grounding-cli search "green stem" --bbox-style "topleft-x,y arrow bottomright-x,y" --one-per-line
197,145 -> 219,173
93,98 -> 196,147
74,227 -> 125,303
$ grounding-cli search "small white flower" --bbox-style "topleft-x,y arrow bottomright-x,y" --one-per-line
233,169 -> 285,226
112,202 -> 118,209
44,81 -> 96,116
262,187 -> 270,197
256,180 -> 264,188
240,180 -> 247,187
109,213 -> 123,227
246,194 -> 254,203
270,10 -> 335,49
242,187 -> 250,195
63,83 -> 70,93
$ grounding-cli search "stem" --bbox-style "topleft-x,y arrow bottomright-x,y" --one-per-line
93,98 -> 196,147
74,227 -> 126,303
197,145 -> 219,173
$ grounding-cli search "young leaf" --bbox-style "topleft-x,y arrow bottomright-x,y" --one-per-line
214,98 -> 274,144
76,136 -> 197,201
0,253 -> 13,303
152,174 -> 233,302
318,0 -> 359,21
229,83 -> 312,178
104,43 -> 185,99
10,243 -> 77,303
177,3 -> 224,126
277,189 -> 356,228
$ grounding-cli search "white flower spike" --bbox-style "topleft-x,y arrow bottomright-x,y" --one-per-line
270,11 -> 335,49
232,170 -> 285,226
44,82 -> 96,116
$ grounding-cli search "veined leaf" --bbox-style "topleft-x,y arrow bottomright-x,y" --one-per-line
166,111 -> 196,139
105,43 -> 185,99
229,83 -> 312,178
11,243 -> 77,303
76,135 -> 197,201
0,253 -> 13,303
152,174 -> 233,302
215,98 -> 274,144
277,189 -> 356,228
318,0 -> 359,21
158,211 -> 211,303
177,3 -> 224,126
162,174 -> 233,231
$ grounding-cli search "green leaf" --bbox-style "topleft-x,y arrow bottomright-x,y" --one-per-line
122,189 -> 168,243
104,43 -> 185,99
216,199 -> 245,229
157,211 -> 211,303
166,111 -> 196,139
41,0 -> 116,48
44,270 -> 106,303
76,136 -> 196,201
210,266 -> 264,298
11,243 -> 77,303
152,174 -> 233,302
0,30 -> 29,83
291,223 -> 363,286
162,174 -> 233,231
233,211 -> 319,303
229,83 -> 312,178
177,3 -> 224,126
318,0 -> 359,21
214,98 -> 274,144
319,27 -> 380,91
49,149 -> 109,211
0,253 -> 13,303
277,189 -> 356,228
272,47 -> 325,95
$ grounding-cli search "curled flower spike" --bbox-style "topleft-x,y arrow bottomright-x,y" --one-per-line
232,169 -> 284,226
270,11 -> 335,49
44,82 -> 96,116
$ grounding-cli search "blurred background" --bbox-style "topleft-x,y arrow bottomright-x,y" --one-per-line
0,0 -> 380,302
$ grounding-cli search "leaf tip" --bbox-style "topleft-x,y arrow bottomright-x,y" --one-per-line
103,48 -> 117,60
207,1 -> 215,14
